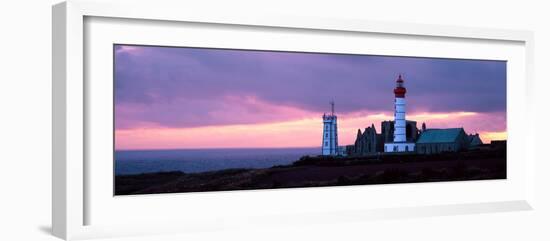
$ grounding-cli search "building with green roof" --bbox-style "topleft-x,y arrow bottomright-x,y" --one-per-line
416,128 -> 470,154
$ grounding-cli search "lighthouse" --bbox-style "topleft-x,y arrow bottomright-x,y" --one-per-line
384,75 -> 416,153
322,101 -> 338,156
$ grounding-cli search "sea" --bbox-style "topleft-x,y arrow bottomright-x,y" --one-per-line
115,147 -> 320,175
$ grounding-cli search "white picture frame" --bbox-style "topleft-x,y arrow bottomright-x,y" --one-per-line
52,0 -> 535,240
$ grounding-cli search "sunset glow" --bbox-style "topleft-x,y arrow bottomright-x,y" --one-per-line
115,110 -> 506,150
114,45 -> 506,150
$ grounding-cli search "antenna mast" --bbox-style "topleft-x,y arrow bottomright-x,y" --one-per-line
330,100 -> 335,116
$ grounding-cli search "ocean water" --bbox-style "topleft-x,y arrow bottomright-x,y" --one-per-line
115,147 -> 319,175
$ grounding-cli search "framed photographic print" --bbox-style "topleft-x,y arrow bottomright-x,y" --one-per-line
113,45 -> 507,195
52,0 -> 535,240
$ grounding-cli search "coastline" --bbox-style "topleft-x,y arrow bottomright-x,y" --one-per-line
115,148 -> 506,195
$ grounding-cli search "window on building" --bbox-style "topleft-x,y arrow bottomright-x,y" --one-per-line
325,142 -> 328,147
393,146 -> 398,152
405,146 -> 409,152
325,133 -> 328,138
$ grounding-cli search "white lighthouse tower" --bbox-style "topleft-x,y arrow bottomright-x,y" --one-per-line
322,101 -> 338,156
384,75 -> 416,153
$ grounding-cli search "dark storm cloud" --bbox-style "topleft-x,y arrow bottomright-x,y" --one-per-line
114,45 -> 506,129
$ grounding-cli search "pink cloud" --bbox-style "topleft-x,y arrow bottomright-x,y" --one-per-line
116,110 -> 506,150
116,94 -> 319,130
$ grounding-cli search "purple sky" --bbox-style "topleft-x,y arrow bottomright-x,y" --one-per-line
115,45 -> 506,129
114,44 -> 506,149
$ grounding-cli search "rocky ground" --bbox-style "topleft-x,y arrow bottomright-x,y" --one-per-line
115,149 -> 506,195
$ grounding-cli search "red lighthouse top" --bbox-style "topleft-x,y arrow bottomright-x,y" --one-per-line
394,74 -> 407,98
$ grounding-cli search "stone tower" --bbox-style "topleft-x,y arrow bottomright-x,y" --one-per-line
322,101 -> 338,156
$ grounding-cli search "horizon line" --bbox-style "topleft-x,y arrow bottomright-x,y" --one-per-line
115,139 -> 507,152
115,146 -> 322,152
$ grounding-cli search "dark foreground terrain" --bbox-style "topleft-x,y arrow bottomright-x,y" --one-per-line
115,149 -> 506,195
